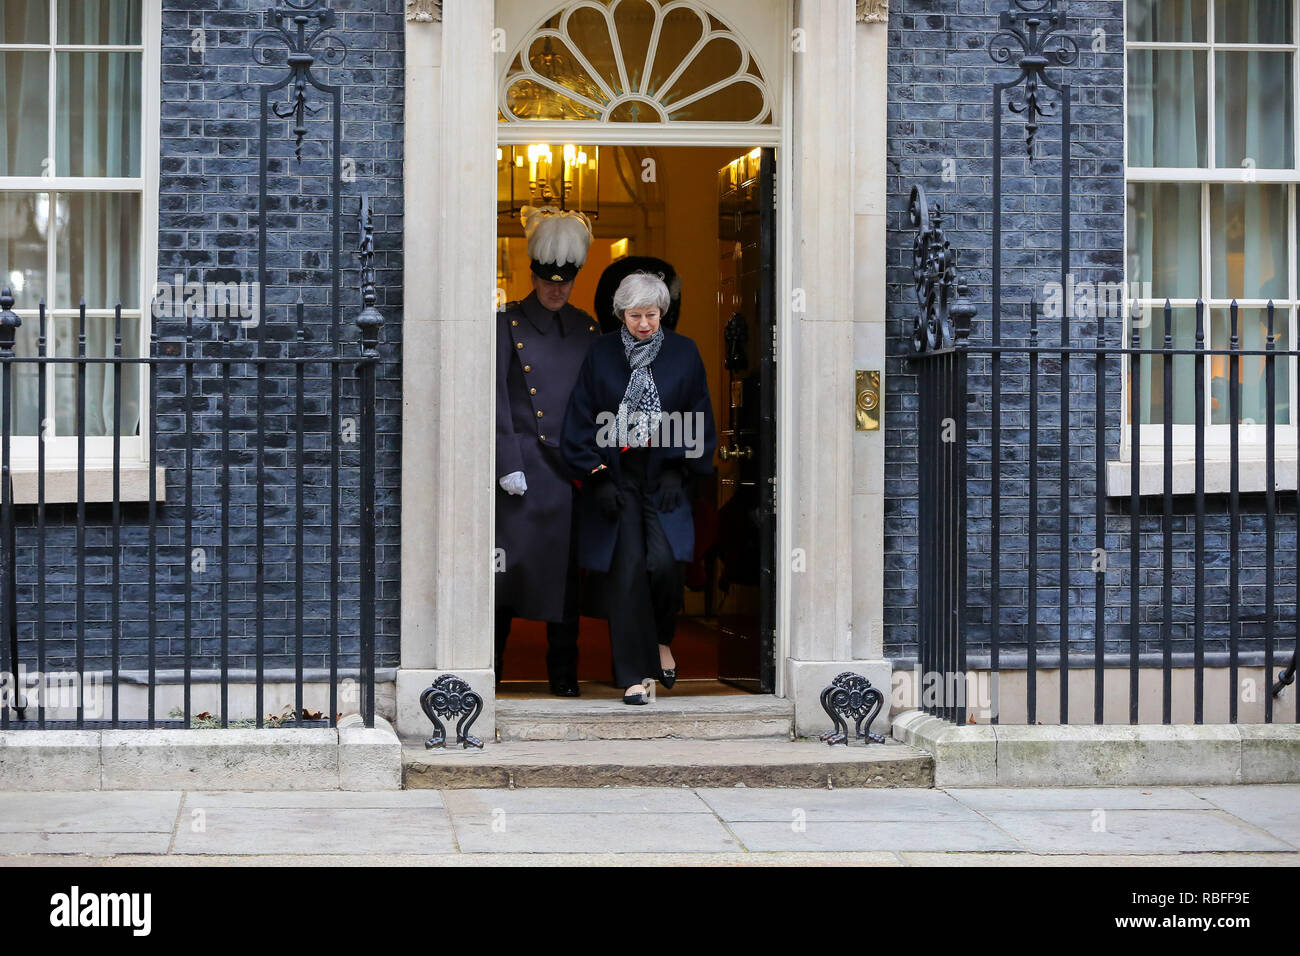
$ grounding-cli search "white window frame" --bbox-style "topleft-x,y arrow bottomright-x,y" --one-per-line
1119,0 -> 1300,493
0,0 -> 161,501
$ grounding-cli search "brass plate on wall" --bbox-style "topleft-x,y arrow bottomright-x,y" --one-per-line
856,369 -> 880,431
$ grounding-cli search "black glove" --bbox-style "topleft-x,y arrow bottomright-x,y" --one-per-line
656,466 -> 685,511
589,468 -> 623,520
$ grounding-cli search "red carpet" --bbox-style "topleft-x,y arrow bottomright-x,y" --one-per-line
497,615 -> 721,682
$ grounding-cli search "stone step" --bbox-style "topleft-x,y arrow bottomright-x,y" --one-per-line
494,694 -> 795,741
401,738 -> 933,789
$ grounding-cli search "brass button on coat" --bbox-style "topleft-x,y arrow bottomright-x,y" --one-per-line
523,364 -> 531,372
511,319 -> 518,327
536,410 -> 544,418
539,433 -> 546,441
516,342 -> 523,349
529,387 -> 537,395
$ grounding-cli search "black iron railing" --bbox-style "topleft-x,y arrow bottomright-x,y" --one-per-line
908,0 -> 1297,725
910,273 -> 1300,725
0,200 -> 380,729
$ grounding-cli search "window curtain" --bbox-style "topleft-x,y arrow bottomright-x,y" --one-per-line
53,0 -> 142,441
1,2 -> 50,437
53,193 -> 142,442
1128,182 -> 1200,424
0,58 -> 48,174
1127,1 -> 1293,426
1212,2 -> 1292,426
1127,2 -> 1203,426
3,196 -> 44,437
2,3 -> 142,441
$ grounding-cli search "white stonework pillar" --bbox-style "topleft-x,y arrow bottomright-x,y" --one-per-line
852,5 -> 889,662
784,0 -> 892,734
397,0 -> 499,738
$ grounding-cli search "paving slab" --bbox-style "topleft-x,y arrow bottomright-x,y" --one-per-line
170,807 -> 456,855
6,848 -> 1299,866
726,820 -> 1023,852
184,790 -> 444,810
1186,785 -> 1300,848
696,787 -> 981,822
0,831 -> 173,855
443,787 -> 712,816
451,811 -> 742,854
898,852 -> 1300,866
0,791 -> 181,832
0,784 -> 1294,863
0,851 -> 909,866
945,787 -> 1211,812
980,808 -> 1294,854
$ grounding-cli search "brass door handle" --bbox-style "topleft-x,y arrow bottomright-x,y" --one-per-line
718,444 -> 752,461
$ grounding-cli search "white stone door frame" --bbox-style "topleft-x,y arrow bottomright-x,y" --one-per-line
396,0 -> 890,739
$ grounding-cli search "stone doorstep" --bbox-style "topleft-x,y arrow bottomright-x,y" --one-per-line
891,710 -> 1300,788
401,737 -> 934,789
0,716 -> 403,791
495,695 -> 795,741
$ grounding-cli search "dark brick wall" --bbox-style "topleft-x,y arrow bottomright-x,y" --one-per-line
13,0 -> 1293,684
14,0 -> 404,674
883,0 -> 1297,665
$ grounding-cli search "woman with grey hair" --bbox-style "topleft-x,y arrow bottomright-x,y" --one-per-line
561,271 -> 717,704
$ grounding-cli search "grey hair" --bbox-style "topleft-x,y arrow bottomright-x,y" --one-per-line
612,271 -> 671,319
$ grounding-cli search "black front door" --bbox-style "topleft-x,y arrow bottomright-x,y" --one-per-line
713,147 -> 776,693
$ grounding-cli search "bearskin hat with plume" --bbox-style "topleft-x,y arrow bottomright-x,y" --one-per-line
522,205 -> 592,280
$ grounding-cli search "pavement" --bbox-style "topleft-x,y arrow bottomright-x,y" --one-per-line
0,785 -> 1297,865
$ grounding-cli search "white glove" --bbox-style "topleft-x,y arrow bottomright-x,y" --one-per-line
499,471 -> 527,496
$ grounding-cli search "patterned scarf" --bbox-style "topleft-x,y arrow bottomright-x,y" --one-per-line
618,326 -> 664,447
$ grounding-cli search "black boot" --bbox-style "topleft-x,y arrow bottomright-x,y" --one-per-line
494,609 -> 512,688
546,617 -> 580,696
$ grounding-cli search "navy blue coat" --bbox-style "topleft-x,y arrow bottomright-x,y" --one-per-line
560,329 -> 717,573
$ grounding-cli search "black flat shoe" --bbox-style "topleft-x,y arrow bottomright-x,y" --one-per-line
658,667 -> 677,690
622,690 -> 649,705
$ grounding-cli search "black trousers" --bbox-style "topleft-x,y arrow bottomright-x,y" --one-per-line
605,448 -> 684,688
495,500 -> 580,683
494,610 -> 578,682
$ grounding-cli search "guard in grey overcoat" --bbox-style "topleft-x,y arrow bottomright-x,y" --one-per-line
495,207 -> 599,695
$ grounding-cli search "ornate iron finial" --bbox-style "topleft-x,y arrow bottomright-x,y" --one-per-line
0,288 -> 21,358
419,674 -> 485,749
818,672 -> 886,746
907,184 -> 963,354
355,195 -> 383,358
989,0 -> 1078,157
358,196 -> 376,309
951,276 -> 975,348
252,0 -> 347,161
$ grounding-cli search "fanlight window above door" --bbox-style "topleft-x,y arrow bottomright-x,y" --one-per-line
499,0 -> 773,125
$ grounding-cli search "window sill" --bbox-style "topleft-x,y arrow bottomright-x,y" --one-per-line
9,463 -> 166,505
1106,456 -> 1298,497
